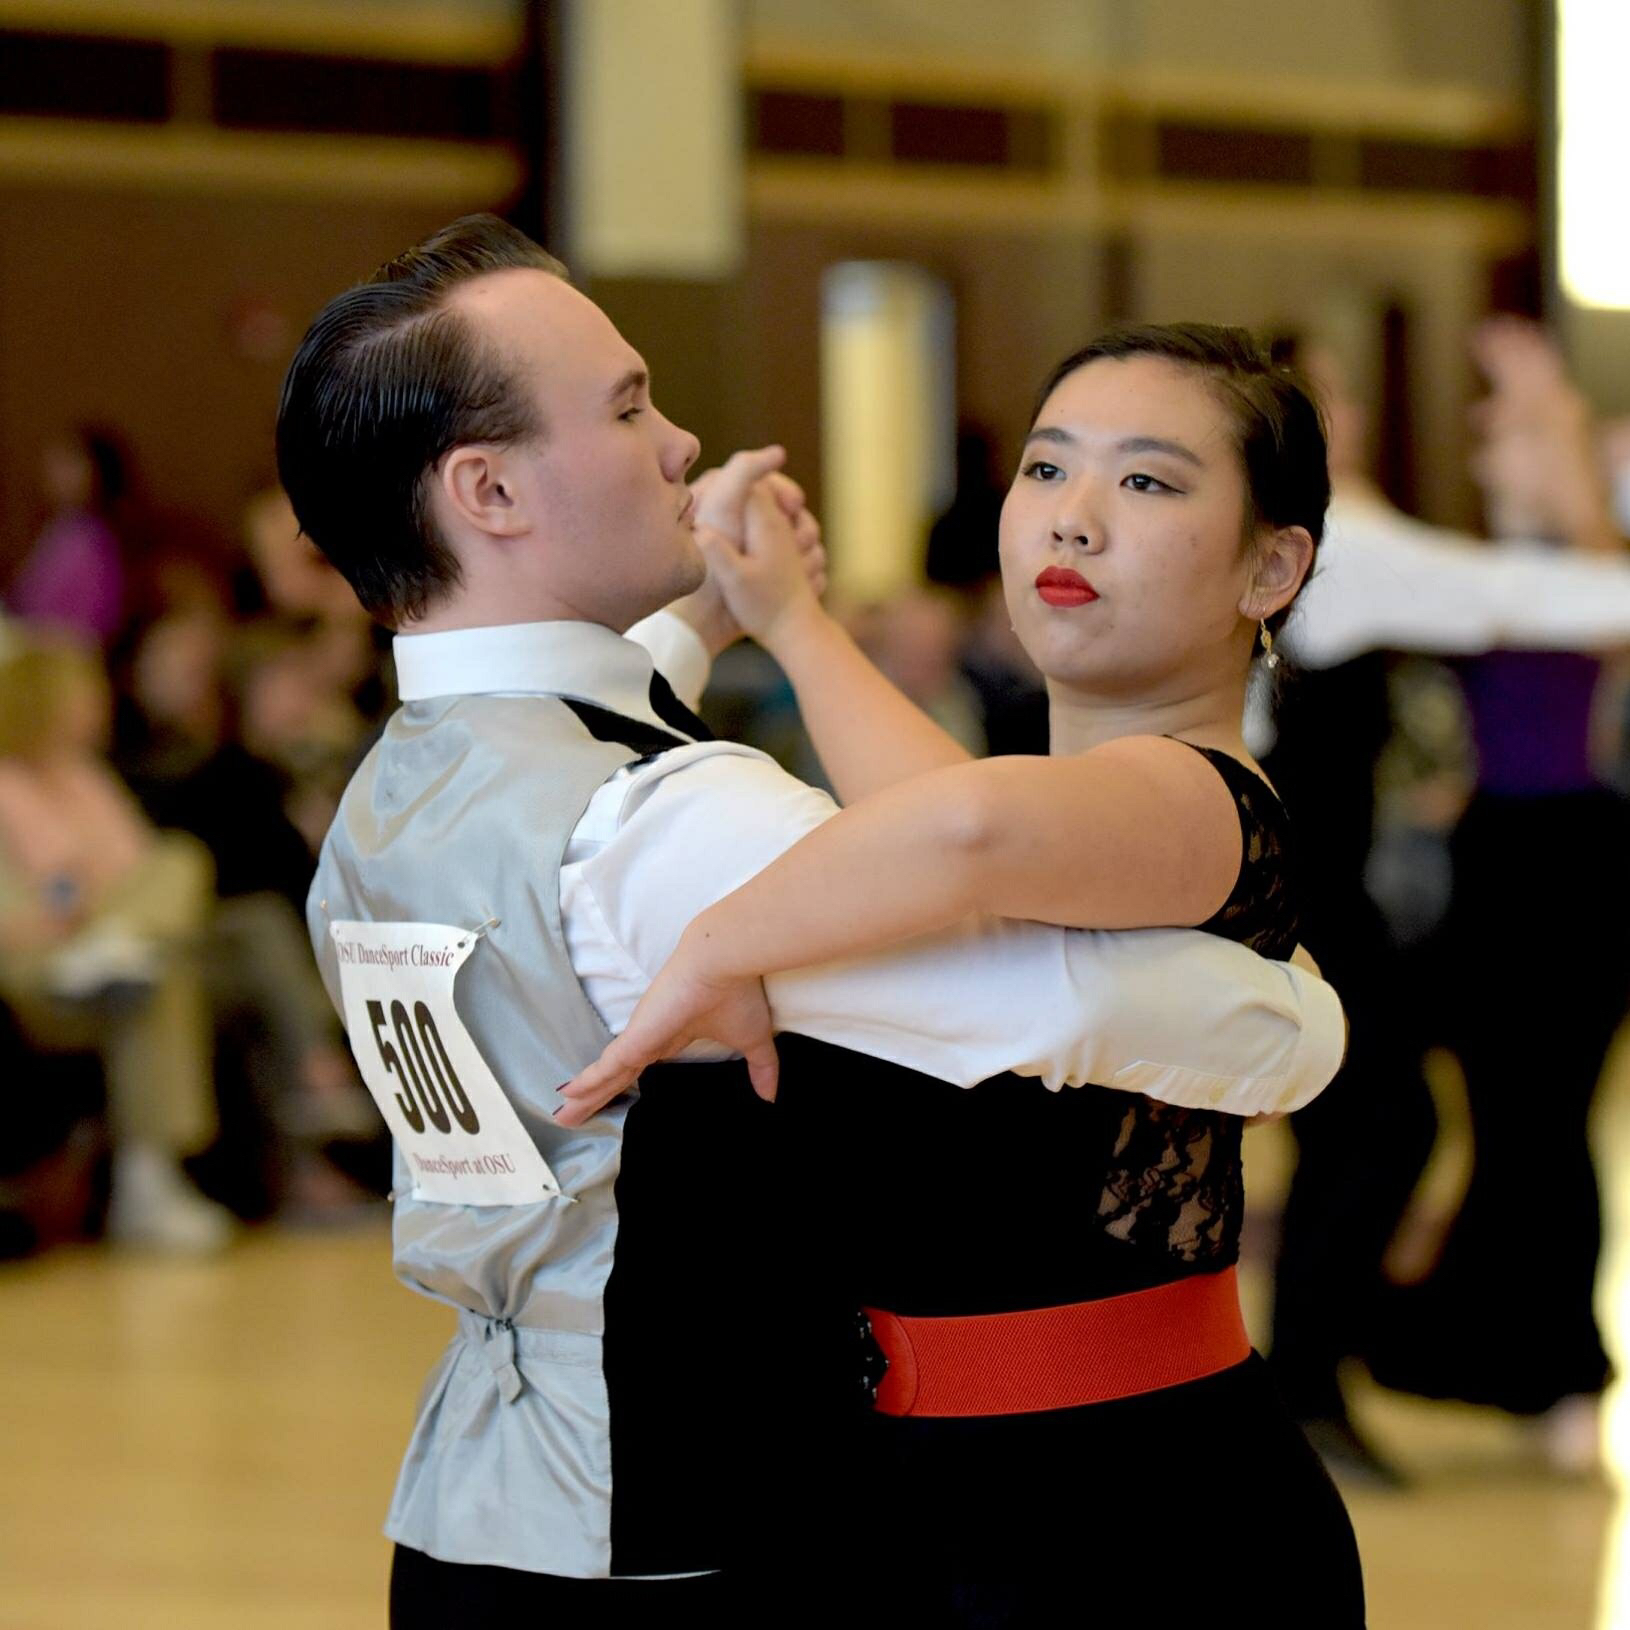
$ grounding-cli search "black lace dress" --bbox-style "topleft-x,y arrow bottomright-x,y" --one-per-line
774,745 -> 1365,1627
1093,748 -> 1297,1291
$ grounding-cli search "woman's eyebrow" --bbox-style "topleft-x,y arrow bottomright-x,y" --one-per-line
1024,425 -> 1075,448
1024,426 -> 1204,469
1115,435 -> 1204,467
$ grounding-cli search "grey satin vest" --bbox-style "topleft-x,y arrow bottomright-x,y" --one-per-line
310,688 -> 651,1578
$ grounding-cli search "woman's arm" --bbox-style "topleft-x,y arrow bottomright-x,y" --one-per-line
684,732 -> 1241,985
765,601 -> 975,803
711,488 -> 974,802
553,734 -> 1253,1123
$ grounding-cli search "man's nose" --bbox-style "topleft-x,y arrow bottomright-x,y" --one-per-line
661,417 -> 701,481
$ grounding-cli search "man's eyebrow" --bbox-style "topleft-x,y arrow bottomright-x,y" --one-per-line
606,366 -> 648,403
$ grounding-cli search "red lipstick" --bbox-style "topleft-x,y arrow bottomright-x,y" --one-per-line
1035,566 -> 1099,607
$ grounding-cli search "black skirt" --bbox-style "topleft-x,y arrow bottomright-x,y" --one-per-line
846,1354 -> 1366,1629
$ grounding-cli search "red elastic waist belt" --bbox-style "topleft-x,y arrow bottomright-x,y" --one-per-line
863,1266 -> 1249,1418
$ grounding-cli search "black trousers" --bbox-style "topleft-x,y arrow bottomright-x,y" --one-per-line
1269,888 -> 1438,1420
390,1546 -> 741,1628
1365,790 -> 1630,1413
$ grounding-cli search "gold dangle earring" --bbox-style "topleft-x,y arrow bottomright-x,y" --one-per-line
1258,619 -> 1280,669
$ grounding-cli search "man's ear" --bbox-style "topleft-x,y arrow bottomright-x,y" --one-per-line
437,446 -> 529,540
1240,524 -> 1315,621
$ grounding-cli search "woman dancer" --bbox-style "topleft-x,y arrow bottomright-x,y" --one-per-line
561,324 -> 1364,1624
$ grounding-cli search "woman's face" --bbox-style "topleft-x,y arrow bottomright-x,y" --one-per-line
999,356 -> 1259,697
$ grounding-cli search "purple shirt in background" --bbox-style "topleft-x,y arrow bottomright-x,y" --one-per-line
6,511 -> 125,643
1457,649 -> 1603,797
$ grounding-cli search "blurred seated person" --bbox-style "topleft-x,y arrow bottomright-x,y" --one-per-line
6,427 -> 132,646
0,995 -> 105,1260
117,608 -> 316,909
925,426 -> 1050,756
924,424 -> 1005,590
959,577 -> 1050,756
117,604 -> 373,865
112,612 -> 377,1165
849,588 -> 986,755
0,637 -> 231,1251
242,484 -> 391,725
233,618 -> 374,852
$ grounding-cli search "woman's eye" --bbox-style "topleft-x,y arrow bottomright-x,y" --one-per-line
619,406 -> 644,422
1021,460 -> 1062,481
1123,472 -> 1173,493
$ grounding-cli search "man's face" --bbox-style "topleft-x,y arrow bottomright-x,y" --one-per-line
448,269 -> 703,629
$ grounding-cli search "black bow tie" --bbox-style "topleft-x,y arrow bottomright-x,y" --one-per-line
647,671 -> 715,742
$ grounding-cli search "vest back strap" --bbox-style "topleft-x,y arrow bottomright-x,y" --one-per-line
864,1266 -> 1249,1418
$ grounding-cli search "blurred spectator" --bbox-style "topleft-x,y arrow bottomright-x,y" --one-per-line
6,427 -> 132,645
925,423 -> 1006,589
850,587 -> 986,754
0,997 -> 104,1260
924,424 -> 1051,755
0,637 -> 231,1251
109,608 -> 379,1214
242,484 -> 391,727
232,619 -> 373,852
959,577 -> 1049,756
117,610 -> 319,908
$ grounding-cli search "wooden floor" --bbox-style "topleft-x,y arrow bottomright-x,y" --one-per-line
5,1051 -> 1630,1628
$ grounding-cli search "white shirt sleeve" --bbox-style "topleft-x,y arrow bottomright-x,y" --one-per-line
1287,493 -> 1630,670
624,610 -> 711,710
559,743 -> 1345,1117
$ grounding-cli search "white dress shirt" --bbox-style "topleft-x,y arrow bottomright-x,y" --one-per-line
394,613 -> 1346,1117
1285,487 -> 1630,670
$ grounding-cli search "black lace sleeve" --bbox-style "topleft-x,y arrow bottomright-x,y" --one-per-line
1185,744 -> 1301,961
1091,743 -> 1303,1280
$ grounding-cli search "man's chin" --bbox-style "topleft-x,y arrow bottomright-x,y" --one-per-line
674,541 -> 708,598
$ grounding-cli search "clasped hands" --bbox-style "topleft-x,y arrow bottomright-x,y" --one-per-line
666,445 -> 829,656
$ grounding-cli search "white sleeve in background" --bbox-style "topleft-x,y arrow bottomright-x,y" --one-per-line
624,610 -> 712,710
1286,493 -> 1630,670
560,744 -> 1345,1118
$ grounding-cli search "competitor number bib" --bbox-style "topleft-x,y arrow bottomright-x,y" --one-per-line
331,920 -> 561,1205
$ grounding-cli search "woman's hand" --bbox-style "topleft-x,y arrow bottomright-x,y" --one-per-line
668,450 -> 827,653
553,930 -> 780,1126
700,485 -> 829,653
